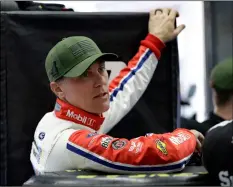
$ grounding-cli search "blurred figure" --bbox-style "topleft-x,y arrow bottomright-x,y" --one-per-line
202,57 -> 233,135
180,84 -> 197,120
180,84 -> 201,136
181,58 -> 233,136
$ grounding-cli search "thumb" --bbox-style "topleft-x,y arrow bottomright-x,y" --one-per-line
198,133 -> 205,144
173,24 -> 185,37
196,139 -> 202,152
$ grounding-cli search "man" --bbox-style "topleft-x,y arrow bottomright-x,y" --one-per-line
30,8 -> 204,175
202,120 -> 233,186
201,58 -> 233,135
181,58 -> 233,136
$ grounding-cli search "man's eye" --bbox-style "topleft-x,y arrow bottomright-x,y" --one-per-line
99,67 -> 106,71
99,63 -> 106,71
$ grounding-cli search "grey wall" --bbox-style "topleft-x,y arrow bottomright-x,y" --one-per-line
212,2 -> 233,63
204,1 -> 233,114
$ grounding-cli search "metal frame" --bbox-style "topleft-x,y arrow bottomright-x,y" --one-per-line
204,1 -> 215,115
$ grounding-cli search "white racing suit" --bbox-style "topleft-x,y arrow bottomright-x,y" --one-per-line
30,34 -> 197,175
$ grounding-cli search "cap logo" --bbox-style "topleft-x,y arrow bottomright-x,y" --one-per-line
69,40 -> 97,58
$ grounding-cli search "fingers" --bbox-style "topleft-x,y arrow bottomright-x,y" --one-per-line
150,8 -> 165,17
169,9 -> 179,19
173,24 -> 186,36
150,8 -> 179,17
150,10 -> 155,17
198,132 -> 205,144
148,8 -> 184,42
163,8 -> 171,15
150,9 -> 161,17
155,8 -> 163,15
196,139 -> 202,152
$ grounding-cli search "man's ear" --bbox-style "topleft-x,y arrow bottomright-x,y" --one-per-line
209,80 -> 214,88
50,81 -> 65,98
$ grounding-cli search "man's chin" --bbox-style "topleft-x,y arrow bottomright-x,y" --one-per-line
90,101 -> 110,114
100,103 -> 110,113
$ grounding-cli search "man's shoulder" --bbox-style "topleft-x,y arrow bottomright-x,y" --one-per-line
208,120 -> 232,133
36,111 -> 57,129
202,120 -> 233,179
38,111 -> 72,127
34,111 -> 73,140
201,112 -> 225,126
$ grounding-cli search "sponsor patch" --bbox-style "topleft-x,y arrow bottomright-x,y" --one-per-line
54,102 -> 61,111
66,110 -> 88,124
129,141 -> 143,154
66,109 -> 96,127
88,135 -> 99,148
87,132 -> 97,138
155,139 -> 168,155
112,140 -> 127,150
101,137 -> 113,149
145,133 -> 153,137
38,132 -> 45,140
86,118 -> 96,127
169,132 -> 191,145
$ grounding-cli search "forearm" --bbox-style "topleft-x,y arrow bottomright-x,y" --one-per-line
67,128 -> 196,173
100,34 -> 165,133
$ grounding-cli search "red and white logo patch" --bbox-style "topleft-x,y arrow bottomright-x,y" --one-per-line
112,140 -> 127,150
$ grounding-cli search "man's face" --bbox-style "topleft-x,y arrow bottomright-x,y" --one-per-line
51,61 -> 110,114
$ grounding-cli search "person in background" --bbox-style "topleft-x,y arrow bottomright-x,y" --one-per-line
181,58 -> 232,136
201,57 -> 233,136
202,120 -> 233,186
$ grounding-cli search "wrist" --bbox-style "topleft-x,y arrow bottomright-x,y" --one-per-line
149,32 -> 166,43
146,33 -> 166,49
140,33 -> 166,59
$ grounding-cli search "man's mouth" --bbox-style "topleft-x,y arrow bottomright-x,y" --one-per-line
94,92 -> 108,99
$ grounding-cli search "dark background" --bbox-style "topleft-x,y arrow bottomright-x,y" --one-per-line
204,1 -> 233,114
0,11 -> 179,185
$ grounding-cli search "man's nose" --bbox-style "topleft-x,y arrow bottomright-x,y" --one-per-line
94,73 -> 106,88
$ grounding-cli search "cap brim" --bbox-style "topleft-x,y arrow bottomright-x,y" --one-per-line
64,53 -> 118,78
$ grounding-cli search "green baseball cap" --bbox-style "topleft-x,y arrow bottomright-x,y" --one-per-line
210,58 -> 233,90
45,36 -> 118,82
